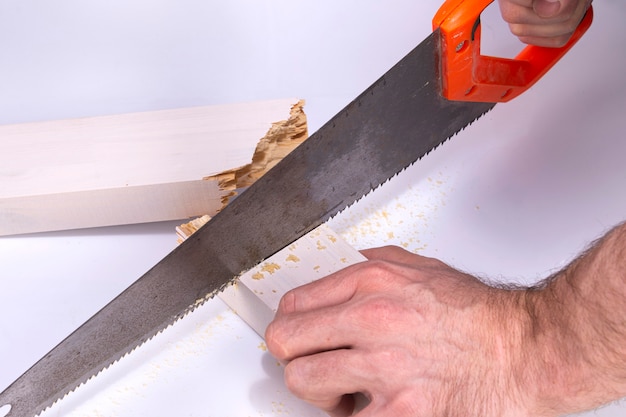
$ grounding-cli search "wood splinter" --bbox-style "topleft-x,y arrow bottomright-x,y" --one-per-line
177,99 -> 308,243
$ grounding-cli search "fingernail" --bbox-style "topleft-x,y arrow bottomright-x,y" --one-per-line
534,0 -> 561,17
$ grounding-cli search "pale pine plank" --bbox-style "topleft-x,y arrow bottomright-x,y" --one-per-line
0,99 -> 305,235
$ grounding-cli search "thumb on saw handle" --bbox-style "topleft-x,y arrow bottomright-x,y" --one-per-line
433,0 -> 593,102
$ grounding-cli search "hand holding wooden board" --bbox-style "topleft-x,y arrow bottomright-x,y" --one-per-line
178,221 -> 366,336
220,224 -> 366,336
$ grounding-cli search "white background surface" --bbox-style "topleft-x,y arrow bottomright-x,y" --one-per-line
1,1 -> 625,416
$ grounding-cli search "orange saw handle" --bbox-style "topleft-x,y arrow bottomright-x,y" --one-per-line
433,0 -> 593,102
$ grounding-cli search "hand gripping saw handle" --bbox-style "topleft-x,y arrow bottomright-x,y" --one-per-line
434,0 -> 593,102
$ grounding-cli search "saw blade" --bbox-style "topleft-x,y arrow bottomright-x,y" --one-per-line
0,30 -> 494,417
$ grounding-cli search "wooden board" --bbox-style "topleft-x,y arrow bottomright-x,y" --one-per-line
219,224 -> 367,336
0,99 -> 306,236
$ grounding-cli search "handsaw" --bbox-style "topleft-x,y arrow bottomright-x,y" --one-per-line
0,1 -> 592,416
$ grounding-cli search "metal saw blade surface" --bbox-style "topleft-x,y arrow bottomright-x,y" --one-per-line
0,30 -> 494,417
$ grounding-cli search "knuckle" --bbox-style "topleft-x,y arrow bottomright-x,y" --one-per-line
564,16 -> 581,33
264,321 -> 290,359
276,290 -> 297,315
354,295 -> 405,325
388,395 -> 422,416
550,35 -> 571,47
370,346 -> 408,367
376,244 -> 407,255
498,6 -> 518,25
561,9 -> 576,22
283,360 -> 308,397
558,0 -> 581,20
359,258 -> 401,281
507,23 -> 526,38
535,34 -> 571,48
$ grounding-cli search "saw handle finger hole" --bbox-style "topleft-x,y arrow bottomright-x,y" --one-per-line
0,404 -> 11,417
434,0 -> 593,102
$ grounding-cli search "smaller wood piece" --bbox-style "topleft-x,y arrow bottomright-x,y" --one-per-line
219,224 -> 366,336
176,221 -> 365,336
0,99 -> 306,236
176,214 -> 212,244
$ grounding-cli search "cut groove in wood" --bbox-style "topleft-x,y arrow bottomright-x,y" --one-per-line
0,99 -> 306,236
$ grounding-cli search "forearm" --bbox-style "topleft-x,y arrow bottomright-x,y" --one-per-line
265,222 -> 626,417
523,222 -> 626,416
